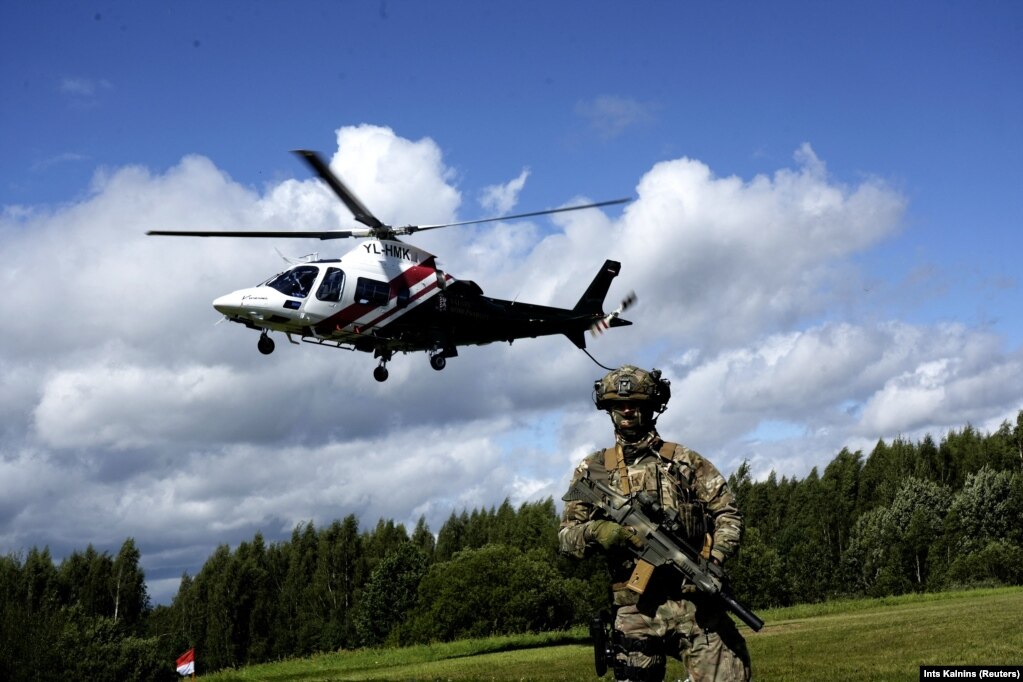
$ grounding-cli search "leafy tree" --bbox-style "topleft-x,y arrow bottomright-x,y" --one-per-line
821,448 -> 862,561
168,572 -> 199,657
198,544 -> 239,669
846,477 -> 948,595
279,522 -> 321,655
737,468 -> 782,542
775,469 -> 842,601
411,515 -> 436,557
23,547 -> 60,614
493,499 -> 517,546
512,498 -> 560,555
362,519 -> 409,572
945,467 -> 1018,553
232,536 -> 272,663
936,467 -> 1023,588
55,606 -> 172,681
435,510 -> 470,562
727,460 -> 753,510
727,526 -> 789,608
111,538 -> 149,627
408,544 -> 575,642
946,540 -> 1023,586
1015,411 -> 1023,468
313,516 -> 363,649
355,542 -> 429,645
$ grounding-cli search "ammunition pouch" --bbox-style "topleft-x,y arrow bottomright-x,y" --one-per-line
614,633 -> 663,656
673,501 -> 712,549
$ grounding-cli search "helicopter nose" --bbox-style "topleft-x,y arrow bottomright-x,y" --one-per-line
213,292 -> 244,316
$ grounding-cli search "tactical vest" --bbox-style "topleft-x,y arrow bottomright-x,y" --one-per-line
597,440 -> 713,555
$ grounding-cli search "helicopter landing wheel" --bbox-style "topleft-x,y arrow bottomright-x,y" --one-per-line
373,365 -> 389,382
258,333 -> 275,355
429,354 -> 446,371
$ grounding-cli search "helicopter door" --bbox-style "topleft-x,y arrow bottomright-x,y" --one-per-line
315,267 -> 346,306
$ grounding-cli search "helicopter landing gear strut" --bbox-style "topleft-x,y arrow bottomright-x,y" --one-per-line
373,349 -> 393,382
258,332 -> 275,355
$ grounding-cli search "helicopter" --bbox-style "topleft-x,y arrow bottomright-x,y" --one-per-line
149,150 -> 634,382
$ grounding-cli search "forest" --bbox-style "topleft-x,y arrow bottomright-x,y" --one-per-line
2,411 -> 1021,680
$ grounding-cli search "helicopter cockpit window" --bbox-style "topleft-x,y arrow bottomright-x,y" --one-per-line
355,277 -> 390,306
315,267 -> 345,302
266,265 -> 319,299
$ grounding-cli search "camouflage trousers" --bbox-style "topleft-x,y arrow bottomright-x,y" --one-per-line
612,594 -> 751,682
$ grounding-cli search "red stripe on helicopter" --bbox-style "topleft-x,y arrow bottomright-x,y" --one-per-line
316,264 -> 445,333
356,275 -> 448,330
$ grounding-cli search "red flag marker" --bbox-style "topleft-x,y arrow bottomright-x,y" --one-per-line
176,648 -> 195,677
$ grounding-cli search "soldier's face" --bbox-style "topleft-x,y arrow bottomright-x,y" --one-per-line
610,401 -> 651,435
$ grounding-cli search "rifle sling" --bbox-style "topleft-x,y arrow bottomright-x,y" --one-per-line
602,444 -> 631,495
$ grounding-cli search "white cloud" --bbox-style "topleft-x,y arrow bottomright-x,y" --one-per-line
480,168 -> 530,214
653,320 -> 1023,477
499,143 -> 906,353
2,126 -> 1019,604
326,124 -> 461,228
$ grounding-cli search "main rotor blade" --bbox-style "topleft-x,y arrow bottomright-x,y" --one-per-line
147,229 -> 370,240
408,197 -> 630,233
292,150 -> 385,230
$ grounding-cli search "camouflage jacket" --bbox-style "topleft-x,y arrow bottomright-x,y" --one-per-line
559,431 -> 742,595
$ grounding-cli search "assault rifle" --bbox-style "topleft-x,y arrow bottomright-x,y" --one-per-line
564,471 -> 764,632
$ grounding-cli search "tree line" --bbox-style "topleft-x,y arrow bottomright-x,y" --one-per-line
2,411 -> 1021,679
727,412 -> 1023,608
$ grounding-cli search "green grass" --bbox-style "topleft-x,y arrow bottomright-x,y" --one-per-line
205,587 -> 1023,681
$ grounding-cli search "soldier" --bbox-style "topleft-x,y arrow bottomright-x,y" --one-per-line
559,365 -> 751,682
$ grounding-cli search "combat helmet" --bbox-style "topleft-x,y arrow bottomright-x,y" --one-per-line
593,365 -> 671,414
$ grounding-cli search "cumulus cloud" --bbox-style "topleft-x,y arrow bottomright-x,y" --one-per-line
652,321 -> 1023,475
2,125 -> 1019,605
500,144 -> 906,353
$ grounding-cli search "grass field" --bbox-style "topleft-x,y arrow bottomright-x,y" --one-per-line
204,587 -> 1023,681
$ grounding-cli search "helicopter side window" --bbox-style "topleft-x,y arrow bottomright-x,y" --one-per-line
355,277 -> 390,306
316,267 -> 345,302
266,265 -> 319,299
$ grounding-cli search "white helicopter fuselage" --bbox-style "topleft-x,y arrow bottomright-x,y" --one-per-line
212,239 -> 449,342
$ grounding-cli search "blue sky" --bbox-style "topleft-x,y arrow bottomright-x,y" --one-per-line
2,1 -> 1021,603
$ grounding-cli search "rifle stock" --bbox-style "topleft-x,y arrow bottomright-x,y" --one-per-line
565,472 -> 764,632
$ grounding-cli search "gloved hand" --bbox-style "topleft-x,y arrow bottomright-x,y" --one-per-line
586,520 -> 645,550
